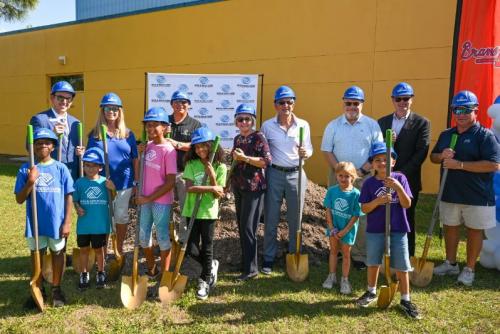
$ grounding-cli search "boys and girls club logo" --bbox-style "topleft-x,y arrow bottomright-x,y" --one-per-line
216,114 -> 233,126
152,91 -> 168,102
217,84 -> 235,96
152,75 -> 171,87
216,100 -> 233,111
195,76 -> 213,88
178,84 -> 189,92
237,92 -> 254,103
220,130 -> 230,138
195,92 -> 212,103
374,187 -> 397,203
145,150 -> 157,162
238,76 -> 255,88
220,114 -> 231,123
195,107 -> 212,119
36,173 -> 54,187
85,187 -> 103,200
334,198 -> 349,212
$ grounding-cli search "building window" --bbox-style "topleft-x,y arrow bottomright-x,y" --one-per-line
50,75 -> 84,91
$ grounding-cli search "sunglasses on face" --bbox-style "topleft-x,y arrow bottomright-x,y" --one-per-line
54,95 -> 73,103
173,99 -> 189,104
276,100 -> 294,106
394,97 -> 411,102
452,106 -> 475,115
344,101 -> 360,107
236,116 -> 252,123
103,106 -> 120,113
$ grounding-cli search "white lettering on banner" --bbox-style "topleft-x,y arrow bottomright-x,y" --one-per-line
147,73 -> 259,149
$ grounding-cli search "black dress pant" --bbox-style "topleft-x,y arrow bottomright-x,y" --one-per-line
407,192 -> 419,257
186,218 -> 216,282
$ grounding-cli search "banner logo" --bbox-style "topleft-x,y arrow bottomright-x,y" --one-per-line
334,198 -> 349,212
220,114 -> 231,123
36,173 -> 54,187
195,76 -> 213,88
195,107 -> 213,119
461,41 -> 500,66
238,76 -> 255,88
217,84 -> 235,96
178,84 -> 189,92
145,150 -> 157,161
152,75 -> 171,87
85,186 -> 102,199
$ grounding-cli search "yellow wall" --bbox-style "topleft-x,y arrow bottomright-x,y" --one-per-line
0,0 -> 457,192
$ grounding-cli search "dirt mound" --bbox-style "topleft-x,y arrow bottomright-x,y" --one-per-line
118,181 -> 329,278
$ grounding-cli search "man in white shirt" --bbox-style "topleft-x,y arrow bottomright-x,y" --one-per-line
321,86 -> 383,268
260,86 -> 313,275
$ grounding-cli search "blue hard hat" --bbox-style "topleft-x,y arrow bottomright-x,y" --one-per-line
82,147 -> 104,165
33,128 -> 58,146
494,95 -> 500,104
274,86 -> 296,101
143,107 -> 170,124
234,103 -> 256,117
392,82 -> 414,97
170,91 -> 191,104
369,141 -> 397,162
451,90 -> 479,107
51,81 -> 75,96
191,127 -> 215,145
100,92 -> 122,107
343,86 -> 365,101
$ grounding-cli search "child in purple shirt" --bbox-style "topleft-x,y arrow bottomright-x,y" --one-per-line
355,141 -> 421,320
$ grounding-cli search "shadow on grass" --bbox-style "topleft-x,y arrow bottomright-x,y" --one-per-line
0,164 -> 20,177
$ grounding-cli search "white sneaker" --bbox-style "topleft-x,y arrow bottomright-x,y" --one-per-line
457,267 -> 475,286
322,273 -> 337,289
209,259 -> 219,288
340,278 -> 352,295
433,260 -> 460,276
196,279 -> 209,300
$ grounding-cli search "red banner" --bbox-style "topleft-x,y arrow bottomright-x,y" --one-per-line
453,0 -> 500,128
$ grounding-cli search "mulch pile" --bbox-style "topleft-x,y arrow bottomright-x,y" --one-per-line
118,181 -> 329,279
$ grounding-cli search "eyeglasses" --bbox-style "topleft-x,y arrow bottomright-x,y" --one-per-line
344,101 -> 360,107
236,117 -> 252,123
276,100 -> 294,106
173,99 -> 189,104
54,95 -> 73,103
103,106 -> 120,113
394,97 -> 411,102
452,106 -> 475,115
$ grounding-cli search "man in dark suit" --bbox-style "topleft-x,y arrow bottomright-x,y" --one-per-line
30,81 -> 81,180
378,82 -> 430,256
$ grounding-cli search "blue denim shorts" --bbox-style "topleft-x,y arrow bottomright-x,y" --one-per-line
139,202 -> 171,251
366,232 -> 412,272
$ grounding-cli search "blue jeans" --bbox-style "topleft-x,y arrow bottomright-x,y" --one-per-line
366,232 -> 412,272
263,167 -> 307,264
139,203 -> 171,251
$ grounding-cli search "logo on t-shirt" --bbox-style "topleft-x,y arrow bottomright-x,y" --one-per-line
334,198 -> 349,212
145,150 -> 157,162
85,186 -> 102,199
36,173 -> 54,187
375,187 -> 398,203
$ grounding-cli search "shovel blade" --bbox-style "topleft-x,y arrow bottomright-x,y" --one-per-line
377,281 -> 399,309
107,257 -> 124,282
409,257 -> 434,287
120,275 -> 148,309
159,272 -> 188,304
30,251 -> 44,312
72,248 -> 96,274
42,253 -> 53,284
286,253 -> 309,282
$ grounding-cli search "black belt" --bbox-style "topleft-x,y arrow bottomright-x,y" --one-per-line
271,164 -> 300,173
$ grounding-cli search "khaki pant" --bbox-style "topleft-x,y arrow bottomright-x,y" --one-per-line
328,168 -> 368,264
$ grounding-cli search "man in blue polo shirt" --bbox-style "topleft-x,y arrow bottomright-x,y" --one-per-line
321,86 -> 383,269
430,90 -> 500,286
260,86 -> 313,274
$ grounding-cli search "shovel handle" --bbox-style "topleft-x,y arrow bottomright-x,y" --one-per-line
27,125 -> 39,251
296,127 -> 304,251
384,129 -> 393,254
100,125 -> 116,234
57,134 -> 63,161
78,122 -> 84,178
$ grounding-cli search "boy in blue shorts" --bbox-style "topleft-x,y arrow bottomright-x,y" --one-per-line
15,128 -> 74,308
73,147 -> 115,290
356,142 -> 421,320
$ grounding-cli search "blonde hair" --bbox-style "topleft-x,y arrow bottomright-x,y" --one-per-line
335,161 -> 358,182
90,107 -> 129,140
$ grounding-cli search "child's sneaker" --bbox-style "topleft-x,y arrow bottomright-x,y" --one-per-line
52,286 -> 66,307
399,300 -> 422,320
322,273 -> 337,289
340,278 -> 352,295
209,259 -> 219,288
96,271 -> 107,289
79,272 -> 90,291
261,261 -> 273,275
196,279 -> 209,300
356,291 -> 377,307
457,267 -> 475,286
433,260 -> 460,276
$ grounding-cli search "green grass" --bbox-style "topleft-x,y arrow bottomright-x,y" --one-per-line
0,163 -> 499,333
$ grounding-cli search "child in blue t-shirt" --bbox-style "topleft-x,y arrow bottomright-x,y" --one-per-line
356,141 -> 421,320
73,147 -> 115,290
15,128 -> 74,308
322,161 -> 361,295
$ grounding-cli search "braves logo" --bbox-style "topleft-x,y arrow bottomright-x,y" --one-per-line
36,173 -> 54,187
334,198 -> 349,212
145,150 -> 157,161
85,186 -> 102,199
